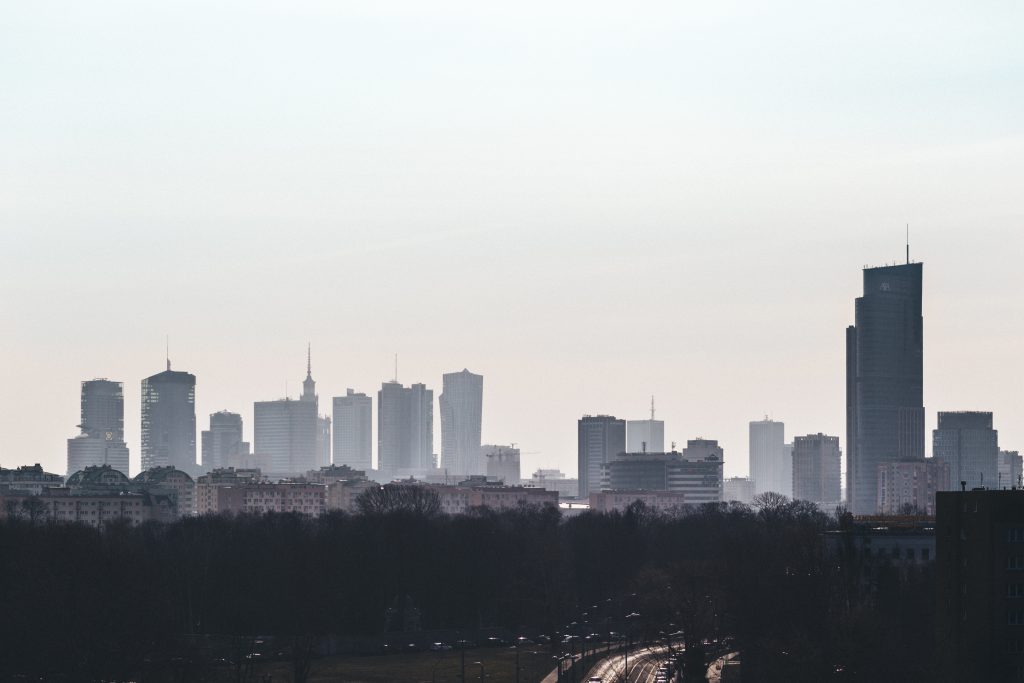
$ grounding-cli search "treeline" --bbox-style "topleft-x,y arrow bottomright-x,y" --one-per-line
0,498 -> 936,682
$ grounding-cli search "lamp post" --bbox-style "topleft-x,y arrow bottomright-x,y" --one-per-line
473,661 -> 485,682
624,612 -> 640,682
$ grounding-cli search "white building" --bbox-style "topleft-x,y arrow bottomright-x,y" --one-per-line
439,369 -> 483,476
749,418 -> 791,497
723,476 -> 755,504
626,419 -> 665,454
333,389 -> 372,471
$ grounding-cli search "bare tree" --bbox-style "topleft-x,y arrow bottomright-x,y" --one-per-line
356,484 -> 442,516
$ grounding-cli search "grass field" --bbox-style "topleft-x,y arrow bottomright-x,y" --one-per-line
246,646 -> 559,683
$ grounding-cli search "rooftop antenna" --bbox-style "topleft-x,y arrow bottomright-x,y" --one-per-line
165,335 -> 171,371
906,223 -> 910,264
650,396 -> 656,422
394,353 -> 398,383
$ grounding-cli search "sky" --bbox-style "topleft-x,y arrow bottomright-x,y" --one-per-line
2,1 -> 1023,480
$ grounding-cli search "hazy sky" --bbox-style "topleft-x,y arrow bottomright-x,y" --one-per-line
2,1 -> 1023,479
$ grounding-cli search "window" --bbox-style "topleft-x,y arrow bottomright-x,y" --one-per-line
922,548 -> 931,561
1009,556 -> 1024,571
1013,609 -> 1024,626
1010,529 -> 1024,543
1009,584 -> 1024,598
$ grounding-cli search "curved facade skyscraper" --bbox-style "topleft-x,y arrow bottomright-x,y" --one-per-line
846,262 -> 924,515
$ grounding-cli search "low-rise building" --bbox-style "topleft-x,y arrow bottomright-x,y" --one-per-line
0,487 -> 173,526
133,466 -> 196,517
877,458 -> 950,516
327,478 -> 377,513
601,449 -> 723,504
483,444 -> 521,485
526,469 -> 580,499
207,482 -> 327,516
723,477 -> 755,505
196,467 -> 264,515
0,464 -> 64,495
589,490 -> 688,513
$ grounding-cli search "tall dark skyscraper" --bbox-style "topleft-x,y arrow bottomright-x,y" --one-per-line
141,363 -> 197,474
846,261 -> 924,515
577,415 -> 626,498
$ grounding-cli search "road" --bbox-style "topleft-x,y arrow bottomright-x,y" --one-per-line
576,645 -> 674,683
705,651 -> 739,683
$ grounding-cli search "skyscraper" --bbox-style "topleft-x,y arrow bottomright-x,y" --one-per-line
933,411 -> 999,490
749,418 -> 790,497
333,389 -> 372,471
627,420 -> 665,454
253,353 -> 322,479
999,450 -> 1023,490
791,433 -> 842,505
67,379 -> 130,476
377,381 -> 433,474
439,369 -> 483,476
577,415 -> 626,497
846,262 -> 924,515
300,346 -> 332,468
200,410 -> 249,472
141,364 -> 197,474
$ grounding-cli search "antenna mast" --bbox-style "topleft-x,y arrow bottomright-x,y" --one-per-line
165,335 -> 170,371
394,353 -> 398,383
906,223 -> 910,264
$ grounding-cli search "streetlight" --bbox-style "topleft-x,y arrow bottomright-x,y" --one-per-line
473,661 -> 485,682
624,612 -> 641,682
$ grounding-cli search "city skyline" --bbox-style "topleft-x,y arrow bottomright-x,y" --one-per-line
3,3 -> 1023,483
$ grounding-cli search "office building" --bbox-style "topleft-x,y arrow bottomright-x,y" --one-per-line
933,411 -> 999,490
317,415 -> 331,468
723,476 -> 755,505
483,444 -> 521,484
201,411 -> 250,472
602,447 -> 723,504
877,458 -> 949,516
791,433 -> 841,505
846,262 -> 924,515
749,418 -> 790,497
439,369 -> 483,475
254,398 -> 317,480
378,381 -> 433,474
627,415 -> 665,454
66,379 -> 130,476
578,415 -> 626,497
936,490 -> 1024,681
333,389 -> 372,471
141,363 -> 197,474
527,469 -> 579,499
1000,450 -> 1023,490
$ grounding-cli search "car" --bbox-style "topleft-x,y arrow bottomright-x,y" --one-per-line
430,642 -> 452,651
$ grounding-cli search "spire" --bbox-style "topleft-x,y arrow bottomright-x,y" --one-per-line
301,344 -> 316,403
306,342 -> 312,379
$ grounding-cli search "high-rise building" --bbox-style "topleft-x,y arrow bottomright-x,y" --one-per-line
749,419 -> 790,497
333,389 -> 372,471
483,444 -> 521,485
439,369 -> 483,476
254,399 -> 317,480
601,447 -> 723,504
791,433 -> 842,505
577,415 -> 626,497
377,381 -> 433,474
933,411 -> 999,490
999,450 -> 1023,490
877,458 -> 949,516
67,379 -> 130,476
200,411 -> 250,472
627,419 -> 665,454
846,262 -> 924,515
300,346 -> 332,468
141,365 -> 197,474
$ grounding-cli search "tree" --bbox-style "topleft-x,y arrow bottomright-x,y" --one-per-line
356,484 -> 442,516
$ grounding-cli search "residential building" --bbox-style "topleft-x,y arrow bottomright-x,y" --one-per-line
66,465 -> 131,491
589,490 -> 688,513
333,389 -> 372,471
377,381 -> 433,475
200,411 -> 250,472
578,415 -> 626,497
0,487 -> 173,526
749,418 -> 790,497
195,467 -> 264,515
723,477 -> 755,505
483,444 -> 521,484
141,364 -> 197,474
791,433 -> 842,505
876,458 -> 950,516
1000,451 -> 1023,490
846,262 -> 924,515
936,490 -> 1024,682
439,369 -> 483,476
67,379 -> 130,476
208,482 -> 327,516
326,478 -> 377,513
132,466 -> 196,516
933,411 -> 999,490
0,464 -> 63,496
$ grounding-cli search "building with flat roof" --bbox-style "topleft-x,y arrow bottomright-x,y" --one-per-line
527,469 -> 579,499
0,464 -> 64,496
207,482 -> 327,516
141,366 -> 197,474
602,448 -> 723,504
0,487 -> 174,526
578,415 -> 626,498
333,389 -> 372,471
589,490 -> 688,514
440,369 -> 483,476
791,433 -> 841,505
749,418 -> 789,498
378,381 -> 434,475
846,262 -> 924,516
195,467 -> 264,515
627,417 -> 665,454
1000,451 -> 1023,490
483,444 -> 520,485
723,477 -> 755,505
133,466 -> 196,516
877,458 -> 949,516
200,410 -> 250,473
933,411 -> 999,491
67,379 -> 130,476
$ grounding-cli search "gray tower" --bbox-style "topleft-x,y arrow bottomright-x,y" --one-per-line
791,433 -> 842,504
141,365 -> 197,474
333,389 -> 373,471
440,369 -> 483,476
749,418 -> 790,497
200,410 -> 249,472
933,411 -> 998,490
377,381 -> 433,474
577,415 -> 626,497
67,379 -> 130,476
846,262 -> 924,515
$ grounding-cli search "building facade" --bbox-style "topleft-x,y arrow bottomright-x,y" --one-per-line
439,369 -> 483,476
589,490 -> 688,513
933,411 -> 999,491
602,449 -> 723,504
846,262 -> 924,516
1001,451 -> 1023,490
626,419 -> 665,454
749,418 -> 790,497
200,410 -> 250,473
527,469 -> 579,499
483,444 -> 521,485
141,366 -> 197,474
67,379 -> 130,476
209,482 -> 327,516
723,476 -> 755,505
132,466 -> 196,516
877,458 -> 950,516
578,415 -> 626,498
333,389 -> 372,471
377,381 -> 433,474
195,467 -> 264,515
0,464 -> 64,495
791,433 -> 842,505
253,398 -> 318,480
